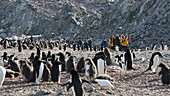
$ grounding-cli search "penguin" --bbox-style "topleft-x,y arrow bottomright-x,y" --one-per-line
95,74 -> 114,81
56,52 -> 66,71
17,40 -> 22,52
3,39 -> 7,49
65,52 -> 71,62
41,52 -> 47,61
22,43 -> 27,49
5,69 -> 20,78
95,79 -> 114,87
50,54 -> 56,65
159,63 -> 170,85
28,52 -> 35,63
73,44 -> 76,51
42,63 -> 51,82
36,47 -> 41,56
97,57 -> 107,75
8,57 -> 20,72
66,56 -> 75,73
151,44 -> 157,50
0,66 -> 6,87
59,45 -> 62,50
19,60 -> 34,82
104,47 -> 112,65
92,52 -> 106,68
51,60 -> 62,83
61,70 -> 90,96
48,42 -> 53,49
124,49 -> 135,70
76,57 -> 85,73
47,51 -> 51,59
145,52 -> 164,72
63,43 -> 67,51
85,58 -> 97,80
114,55 -> 123,69
35,60 -> 44,84
32,56 -> 44,84
1,52 -> 8,67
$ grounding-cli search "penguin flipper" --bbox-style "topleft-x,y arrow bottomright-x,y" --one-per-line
159,71 -> 162,75
60,81 -> 71,86
81,79 -> 91,84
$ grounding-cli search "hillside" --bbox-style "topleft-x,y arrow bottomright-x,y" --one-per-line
0,0 -> 170,48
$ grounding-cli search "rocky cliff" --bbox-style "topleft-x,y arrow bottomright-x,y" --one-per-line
0,0 -> 170,48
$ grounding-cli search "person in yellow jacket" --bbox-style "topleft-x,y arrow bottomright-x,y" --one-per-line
108,35 -> 115,49
120,35 -> 131,51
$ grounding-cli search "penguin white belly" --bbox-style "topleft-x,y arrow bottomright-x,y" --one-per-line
121,54 -> 125,63
0,66 -> 6,86
36,63 -> 44,84
95,79 -> 114,87
59,64 -> 62,72
97,59 -> 105,75
115,58 -> 119,66
58,64 -> 62,83
85,65 -> 90,77
151,55 -> 159,72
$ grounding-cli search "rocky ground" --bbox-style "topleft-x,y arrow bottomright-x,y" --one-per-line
0,46 -> 170,96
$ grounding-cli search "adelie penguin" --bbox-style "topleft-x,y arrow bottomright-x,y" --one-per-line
19,60 -> 34,82
51,60 -> 63,83
32,56 -> 44,84
92,52 -> 107,74
159,63 -> 170,85
124,49 -> 135,70
66,56 -> 75,73
0,66 -> 6,87
76,57 -> 85,73
17,40 -> 22,52
61,70 -> 90,96
104,47 -> 112,65
85,58 -> 97,80
145,52 -> 164,73
56,52 -> 66,71
114,55 -> 123,69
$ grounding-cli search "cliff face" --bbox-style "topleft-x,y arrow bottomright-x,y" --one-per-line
0,0 -> 170,48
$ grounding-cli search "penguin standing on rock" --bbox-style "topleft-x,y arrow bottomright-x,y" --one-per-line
145,52 -> 164,72
159,63 -> 170,85
61,70 -> 90,96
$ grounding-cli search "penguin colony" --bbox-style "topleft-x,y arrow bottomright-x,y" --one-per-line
0,37 -> 170,95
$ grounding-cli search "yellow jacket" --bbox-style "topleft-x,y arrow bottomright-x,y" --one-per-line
108,39 -> 114,47
120,38 -> 129,46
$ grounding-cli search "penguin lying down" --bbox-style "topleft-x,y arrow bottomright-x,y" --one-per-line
94,74 -> 114,88
60,70 -> 91,96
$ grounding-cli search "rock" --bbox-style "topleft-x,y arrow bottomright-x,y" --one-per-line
0,0 -> 169,47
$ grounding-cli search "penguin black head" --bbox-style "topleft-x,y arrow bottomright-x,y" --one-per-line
47,51 -> 51,58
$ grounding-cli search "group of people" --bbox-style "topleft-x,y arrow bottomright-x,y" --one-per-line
101,34 -> 131,51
